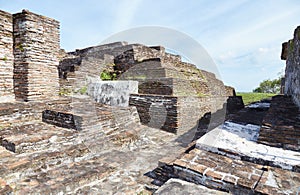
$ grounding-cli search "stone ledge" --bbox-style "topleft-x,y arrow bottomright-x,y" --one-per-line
171,148 -> 300,194
196,123 -> 300,172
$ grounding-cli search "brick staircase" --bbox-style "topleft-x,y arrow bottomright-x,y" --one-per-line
0,96 -> 149,193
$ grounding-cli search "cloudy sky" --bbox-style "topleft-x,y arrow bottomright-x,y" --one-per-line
1,0 -> 300,91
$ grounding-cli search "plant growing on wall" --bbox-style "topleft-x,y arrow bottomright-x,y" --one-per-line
16,44 -> 25,52
77,86 -> 87,95
0,56 -> 8,61
100,70 -> 117,80
289,40 -> 294,52
58,88 -> 72,96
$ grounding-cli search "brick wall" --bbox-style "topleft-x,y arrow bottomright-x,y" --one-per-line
129,94 -> 228,134
282,26 -> 300,107
13,10 -> 60,101
58,42 -> 137,91
0,10 -> 15,102
0,98 -> 71,127
177,96 -> 227,134
129,94 -> 178,133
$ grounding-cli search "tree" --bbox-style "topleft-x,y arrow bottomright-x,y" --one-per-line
253,78 -> 281,94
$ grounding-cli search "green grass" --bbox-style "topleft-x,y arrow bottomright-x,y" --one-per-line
236,92 -> 276,105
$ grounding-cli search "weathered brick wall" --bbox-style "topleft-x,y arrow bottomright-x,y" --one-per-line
60,42 -> 228,98
58,42 -> 138,91
177,96 -> 227,134
225,86 -> 236,96
282,26 -> 300,107
129,94 -> 178,133
201,70 -> 227,97
57,41 -> 233,135
119,59 -> 167,81
138,79 -> 173,95
258,95 -> 300,151
118,58 -> 224,97
129,94 -> 227,135
129,94 -> 228,134
0,10 -> 15,102
13,10 -> 60,101
0,98 -> 71,128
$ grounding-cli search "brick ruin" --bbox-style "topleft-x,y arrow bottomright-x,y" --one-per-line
59,42 -> 237,135
1,9 -> 300,195
149,26 -> 300,194
0,9 -> 59,102
0,10 -> 14,102
281,26 -> 300,107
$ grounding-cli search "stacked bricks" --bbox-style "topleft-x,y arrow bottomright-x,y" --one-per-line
281,26 -> 300,107
258,95 -> 300,151
118,45 -> 231,134
0,10 -> 15,102
13,10 -> 60,101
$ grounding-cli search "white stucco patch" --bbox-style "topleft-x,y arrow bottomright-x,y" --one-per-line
196,122 -> 300,170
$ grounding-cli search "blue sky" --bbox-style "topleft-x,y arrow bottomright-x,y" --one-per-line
1,0 -> 300,91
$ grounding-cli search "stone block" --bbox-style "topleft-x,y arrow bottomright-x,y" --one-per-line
87,81 -> 138,107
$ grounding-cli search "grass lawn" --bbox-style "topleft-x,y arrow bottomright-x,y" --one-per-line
236,92 -> 277,105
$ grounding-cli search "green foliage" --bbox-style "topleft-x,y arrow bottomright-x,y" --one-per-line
58,88 -> 72,96
1,56 -> 8,61
237,92 -> 276,105
77,86 -> 87,95
136,190 -> 151,195
289,40 -> 294,53
107,63 -> 116,67
17,44 -> 25,52
134,75 -> 146,80
197,92 -> 209,97
100,70 -> 117,80
253,78 -> 281,94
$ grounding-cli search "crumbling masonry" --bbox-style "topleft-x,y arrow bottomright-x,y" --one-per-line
0,9 -> 59,102
1,9 -> 300,195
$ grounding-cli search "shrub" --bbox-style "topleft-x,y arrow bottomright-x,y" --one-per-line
100,70 -> 116,80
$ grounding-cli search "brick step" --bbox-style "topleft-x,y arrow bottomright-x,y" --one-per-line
0,122 -> 77,153
146,167 -> 173,186
163,148 -> 300,194
0,141 -> 101,185
16,160 -> 113,194
0,125 -> 156,194
1,148 -> 114,194
196,123 -> 300,173
43,97 -> 141,135
0,98 -> 71,127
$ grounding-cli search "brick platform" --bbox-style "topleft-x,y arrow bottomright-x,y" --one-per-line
258,95 -> 300,151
